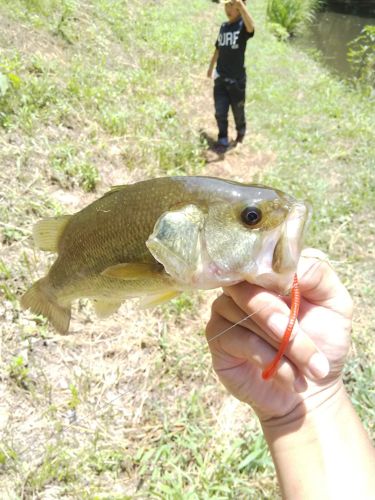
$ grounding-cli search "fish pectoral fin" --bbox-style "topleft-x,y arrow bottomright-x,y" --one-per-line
139,290 -> 181,309
93,300 -> 122,318
33,215 -> 72,252
101,262 -> 164,280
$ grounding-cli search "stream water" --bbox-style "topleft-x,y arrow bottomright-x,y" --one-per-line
298,3 -> 375,78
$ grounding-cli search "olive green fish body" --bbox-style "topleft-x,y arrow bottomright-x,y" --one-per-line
21,177 -> 309,334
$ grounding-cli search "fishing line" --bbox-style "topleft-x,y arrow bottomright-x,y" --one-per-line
207,302 -> 272,344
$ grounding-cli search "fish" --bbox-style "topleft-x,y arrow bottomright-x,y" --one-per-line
21,176 -> 309,335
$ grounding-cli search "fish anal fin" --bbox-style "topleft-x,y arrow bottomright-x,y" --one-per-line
139,290 -> 180,309
93,300 -> 121,318
101,262 -> 163,280
33,215 -> 71,253
21,277 -> 71,334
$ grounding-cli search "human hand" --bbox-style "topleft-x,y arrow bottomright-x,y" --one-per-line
227,0 -> 245,8
205,249 -> 353,423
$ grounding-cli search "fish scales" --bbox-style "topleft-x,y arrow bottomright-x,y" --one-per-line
50,177 -> 268,287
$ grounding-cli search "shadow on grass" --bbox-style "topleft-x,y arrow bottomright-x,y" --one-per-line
199,129 -> 239,163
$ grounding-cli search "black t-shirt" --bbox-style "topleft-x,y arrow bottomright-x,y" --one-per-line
215,18 -> 254,80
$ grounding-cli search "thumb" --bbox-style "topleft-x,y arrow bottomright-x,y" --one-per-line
298,248 -> 353,317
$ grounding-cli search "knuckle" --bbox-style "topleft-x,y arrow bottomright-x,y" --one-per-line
211,295 -> 224,313
205,315 -> 219,339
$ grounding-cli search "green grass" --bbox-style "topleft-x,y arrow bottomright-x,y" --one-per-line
0,0 -> 374,497
50,141 -> 99,191
267,0 -> 321,37
7,355 -> 32,391
0,0 -> 207,175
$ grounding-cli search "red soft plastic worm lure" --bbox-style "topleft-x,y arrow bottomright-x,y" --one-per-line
262,273 -> 300,380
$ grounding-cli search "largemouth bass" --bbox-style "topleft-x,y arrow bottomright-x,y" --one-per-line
21,176 -> 309,334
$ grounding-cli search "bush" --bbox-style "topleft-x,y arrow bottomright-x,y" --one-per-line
347,25 -> 375,97
267,0 -> 320,38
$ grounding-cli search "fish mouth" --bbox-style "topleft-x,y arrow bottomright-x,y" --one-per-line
272,202 -> 310,279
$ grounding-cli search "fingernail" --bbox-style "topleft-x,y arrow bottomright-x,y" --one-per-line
308,352 -> 330,379
268,313 -> 298,340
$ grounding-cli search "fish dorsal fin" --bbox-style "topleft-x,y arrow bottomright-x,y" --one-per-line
33,215 -> 71,253
101,262 -> 164,280
108,184 -> 126,193
99,185 -> 126,199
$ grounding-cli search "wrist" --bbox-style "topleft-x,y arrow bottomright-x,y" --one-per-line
260,383 -> 375,500
261,379 -> 345,439
238,2 -> 247,12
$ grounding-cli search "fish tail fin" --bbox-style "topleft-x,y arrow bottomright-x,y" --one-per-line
21,278 -> 71,334
33,215 -> 71,252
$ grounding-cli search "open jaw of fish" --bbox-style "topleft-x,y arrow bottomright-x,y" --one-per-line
146,201 -> 309,296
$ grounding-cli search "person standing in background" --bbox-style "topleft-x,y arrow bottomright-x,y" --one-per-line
207,0 -> 255,153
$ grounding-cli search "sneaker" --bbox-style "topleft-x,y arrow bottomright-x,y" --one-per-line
235,133 -> 245,144
214,137 -> 229,153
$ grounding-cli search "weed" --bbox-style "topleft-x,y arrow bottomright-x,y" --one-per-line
0,282 -> 17,302
0,55 -> 23,128
50,143 -> 100,191
0,259 -> 12,280
347,25 -> 375,96
0,444 -> 18,467
8,355 -> 30,389
25,443 -> 78,492
88,448 -> 128,475
67,384 -> 80,410
267,0 -> 321,37
164,293 -> 196,317
53,0 -> 77,44
0,72 -> 10,96
2,225 -> 25,244
343,358 -> 375,435
267,21 -> 290,41
237,433 -> 272,473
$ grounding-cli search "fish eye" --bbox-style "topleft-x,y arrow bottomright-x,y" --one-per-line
241,206 -> 262,226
